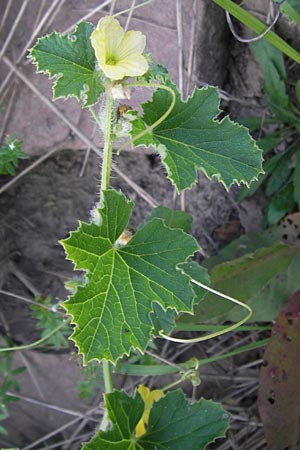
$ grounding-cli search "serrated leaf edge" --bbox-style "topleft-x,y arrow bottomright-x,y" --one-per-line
28,21 -> 103,106
60,196 -> 200,364
133,84 -> 264,192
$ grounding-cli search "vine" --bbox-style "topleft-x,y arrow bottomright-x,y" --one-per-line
2,9 -> 270,449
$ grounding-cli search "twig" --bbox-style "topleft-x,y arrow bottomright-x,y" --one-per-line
22,414 -> 94,450
144,349 -> 183,371
6,391 -> 98,420
176,0 -> 184,95
19,0 -> 62,64
0,80 -> 17,143
63,0 -> 113,34
186,0 -> 198,95
44,432 -> 94,450
0,289 -> 51,310
9,262 -> 40,297
18,353 -> 46,400
0,0 -> 30,62
124,0 -> 137,31
0,0 -> 13,33
114,0 -> 156,18
0,144 -> 62,195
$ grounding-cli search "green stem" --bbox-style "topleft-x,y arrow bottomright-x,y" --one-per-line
212,0 -> 300,64
99,94 -> 114,203
100,360 -> 114,431
102,360 -> 113,393
115,338 -> 269,376
0,319 -> 70,353
96,92 -> 115,430
116,82 -> 176,154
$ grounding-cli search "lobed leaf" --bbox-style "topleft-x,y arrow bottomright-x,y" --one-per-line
130,82 -> 263,191
29,21 -> 105,106
83,389 -> 230,450
61,190 -> 199,363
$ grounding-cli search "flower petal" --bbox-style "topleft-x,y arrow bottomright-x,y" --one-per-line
100,63 -> 127,81
115,53 -> 149,78
90,28 -> 106,65
118,30 -> 146,60
91,16 -> 124,65
97,16 -> 125,55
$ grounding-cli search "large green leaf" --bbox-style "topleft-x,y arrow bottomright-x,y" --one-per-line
184,243 -> 300,324
61,190 -> 199,363
147,205 -> 192,234
83,389 -> 230,450
29,21 -> 105,107
130,83 -> 263,191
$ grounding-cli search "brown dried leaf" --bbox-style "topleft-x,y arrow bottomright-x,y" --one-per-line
258,290 -> 300,450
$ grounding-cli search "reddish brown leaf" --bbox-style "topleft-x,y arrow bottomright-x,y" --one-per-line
258,290 -> 300,450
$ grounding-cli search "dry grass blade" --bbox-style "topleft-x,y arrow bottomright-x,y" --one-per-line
0,0 -> 13,33
0,80 -> 17,142
63,0 -> 113,34
0,0 -> 29,62
0,145 -> 62,195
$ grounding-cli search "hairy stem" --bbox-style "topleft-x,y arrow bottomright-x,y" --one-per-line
116,82 -> 176,154
97,93 -> 115,430
100,94 -> 114,202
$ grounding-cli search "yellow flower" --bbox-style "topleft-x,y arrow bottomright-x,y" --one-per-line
91,16 -> 148,81
135,384 -> 165,437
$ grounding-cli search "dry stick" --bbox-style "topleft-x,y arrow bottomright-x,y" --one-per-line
0,289 -> 51,311
186,0 -> 198,95
114,0 -> 156,18
0,0 -> 64,99
2,57 -> 158,208
0,0 -> 13,33
217,428 -> 254,450
175,0 -> 185,212
47,432 -> 94,450
0,0 -> 30,62
18,353 -> 46,400
22,415 -> 94,450
19,0 -> 62,63
62,416 -> 91,450
0,145 -> 62,196
46,0 -> 68,31
144,349 -> 183,371
176,0 -> 184,95
31,0 -> 47,33
109,0 -> 118,15
7,391 -> 99,420
63,0 -> 113,34
0,81 -> 17,142
9,262 -> 40,297
124,0 -> 137,31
